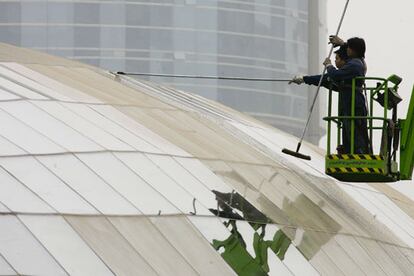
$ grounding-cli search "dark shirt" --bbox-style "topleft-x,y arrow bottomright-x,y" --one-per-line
303,58 -> 366,116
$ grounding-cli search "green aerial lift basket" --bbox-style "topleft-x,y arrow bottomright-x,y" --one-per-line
326,153 -> 396,182
323,75 -> 414,182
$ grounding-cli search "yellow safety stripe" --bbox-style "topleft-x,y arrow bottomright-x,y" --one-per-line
326,168 -> 384,174
327,154 -> 384,160
362,168 -> 371,173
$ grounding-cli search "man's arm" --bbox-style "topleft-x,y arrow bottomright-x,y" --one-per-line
303,75 -> 338,91
326,60 -> 361,81
303,74 -> 328,86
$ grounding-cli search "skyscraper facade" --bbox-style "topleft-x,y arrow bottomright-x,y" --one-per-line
0,0 -> 326,143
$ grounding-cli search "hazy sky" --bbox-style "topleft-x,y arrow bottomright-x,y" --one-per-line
327,0 -> 414,116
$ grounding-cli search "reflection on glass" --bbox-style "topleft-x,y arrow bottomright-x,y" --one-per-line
209,190 -> 291,275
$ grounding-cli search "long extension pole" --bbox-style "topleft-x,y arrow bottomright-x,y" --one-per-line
116,72 -> 292,82
282,0 -> 350,160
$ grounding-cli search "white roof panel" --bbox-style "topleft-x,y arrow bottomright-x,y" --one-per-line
0,215 -> 67,276
0,167 -> 55,214
0,76 -> 46,100
109,216 -> 199,276
0,202 -> 9,213
0,135 -> 26,156
150,216 -> 236,275
38,154 -> 140,215
0,87 -> 19,101
2,62 -> 102,103
0,65 -> 71,101
0,156 -> 97,214
19,215 -> 113,276
334,234 -> 386,275
1,101 -> 102,152
0,108 -> 64,154
66,216 -> 158,276
91,105 -> 190,156
0,254 -> 16,275
33,102 -> 132,152
147,154 -> 218,211
63,103 -> 162,153
115,152 -> 203,215
76,152 -> 178,214
174,157 -> 234,193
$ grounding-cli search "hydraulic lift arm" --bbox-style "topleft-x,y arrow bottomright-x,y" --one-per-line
399,85 -> 414,180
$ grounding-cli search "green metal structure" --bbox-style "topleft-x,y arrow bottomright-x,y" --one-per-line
324,75 -> 414,182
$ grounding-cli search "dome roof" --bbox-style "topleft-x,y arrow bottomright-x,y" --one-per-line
0,43 -> 413,275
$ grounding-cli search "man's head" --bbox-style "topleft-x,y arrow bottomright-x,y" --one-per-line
334,44 -> 349,68
346,37 -> 366,59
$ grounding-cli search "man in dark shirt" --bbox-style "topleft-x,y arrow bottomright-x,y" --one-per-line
290,39 -> 370,154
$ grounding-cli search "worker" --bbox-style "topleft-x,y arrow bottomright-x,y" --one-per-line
329,35 -> 367,74
289,44 -> 349,87
290,39 -> 370,154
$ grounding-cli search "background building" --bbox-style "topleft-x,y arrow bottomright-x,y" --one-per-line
0,0 -> 327,143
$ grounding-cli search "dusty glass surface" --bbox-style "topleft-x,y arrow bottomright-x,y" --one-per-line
0,215 -> 67,276
147,154 -> 217,211
283,242 -> 320,276
0,156 -> 97,214
204,159 -> 343,236
62,103 -> 162,153
3,62 -> 101,103
150,216 -> 235,275
109,216 -> 198,276
340,183 -> 414,247
32,101 -> 132,151
319,237 -> 365,275
20,215 -> 113,276
356,187 -> 414,247
118,107 -> 215,159
66,216 -> 157,276
230,122 -> 325,177
309,249 -> 345,276
188,216 -> 232,244
26,64 -> 121,103
68,67 -> 169,108
77,152 -> 178,214
355,237 -> 407,276
91,105 -> 189,156
377,243 -> 414,275
174,157 -> 234,193
150,109 -> 243,161
0,65 -> 70,101
115,152 -> 203,214
38,154 -> 139,215
334,234 -> 385,275
202,159 -> 251,194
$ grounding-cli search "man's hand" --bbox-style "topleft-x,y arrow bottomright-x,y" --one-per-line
329,35 -> 344,47
289,75 -> 304,85
323,58 -> 332,67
